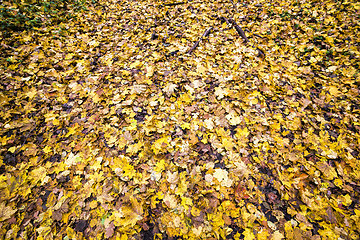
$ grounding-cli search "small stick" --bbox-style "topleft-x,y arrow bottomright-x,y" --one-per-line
253,33 -> 264,39
229,0 -> 239,13
229,18 -> 249,43
1,43 -> 16,51
163,2 -> 185,6
257,48 -> 265,58
219,16 -> 231,26
225,18 -> 266,58
188,27 -> 212,54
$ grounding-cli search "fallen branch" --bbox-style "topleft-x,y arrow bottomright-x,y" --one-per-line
225,18 -> 266,58
188,27 -> 212,54
229,0 -> 239,13
228,18 -> 249,43
244,29 -> 265,39
219,16 -> 231,27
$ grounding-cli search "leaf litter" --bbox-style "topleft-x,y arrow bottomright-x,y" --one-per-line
0,0 -> 360,239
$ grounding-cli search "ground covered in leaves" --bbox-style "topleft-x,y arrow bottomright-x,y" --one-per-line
1,0 -> 360,239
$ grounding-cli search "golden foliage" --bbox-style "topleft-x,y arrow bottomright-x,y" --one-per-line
0,0 -> 359,239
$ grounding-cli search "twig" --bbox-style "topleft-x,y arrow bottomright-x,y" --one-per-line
265,101 -> 273,114
244,29 -> 265,39
225,18 -> 266,58
219,16 -> 231,26
228,18 -> 249,43
253,33 -> 264,39
229,0 -> 239,13
257,48 -> 265,58
1,43 -> 16,51
188,27 -> 212,54
163,2 -> 185,7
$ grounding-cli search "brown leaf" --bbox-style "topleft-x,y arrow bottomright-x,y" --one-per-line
52,210 -> 63,221
105,222 -> 115,238
223,214 -> 232,225
326,207 -> 337,224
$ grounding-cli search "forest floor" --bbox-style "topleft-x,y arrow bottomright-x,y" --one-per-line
1,0 -> 360,239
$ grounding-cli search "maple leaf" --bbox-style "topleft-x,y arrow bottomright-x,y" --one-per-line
105,222 -> 115,238
43,146 -> 52,154
30,166 -> 47,184
163,194 -> 178,209
164,83 -> 178,96
64,152 -> 82,167
0,202 -> 17,221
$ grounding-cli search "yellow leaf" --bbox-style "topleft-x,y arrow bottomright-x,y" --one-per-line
26,89 -> 37,99
0,202 -> 17,221
152,52 -> 161,59
181,197 -> 193,209
65,152 -> 82,167
339,194 -> 352,206
146,65 -> 154,77
327,66 -> 337,72
130,60 -> 141,69
191,207 -> 201,217
163,194 -> 178,209
181,93 -> 192,103
154,159 -> 166,173
222,138 -> 233,151
65,125 -> 77,137
152,138 -> 169,155
44,112 -> 58,123
334,179 -> 343,188
235,127 -> 250,139
197,64 -> 206,74
90,160 -> 101,171
257,229 -> 270,240
23,35 -> 32,42
43,146 -> 52,154
8,146 -> 16,153
271,230 -> 285,240
123,164 -> 136,179
65,53 -> 74,60
30,166 -> 47,184
120,234 -> 128,240
328,86 -> 340,97
93,93 -> 101,103
52,118 -> 60,126
90,218 -> 97,227
243,228 -> 255,240
325,36 -> 334,46
181,122 -> 191,130
107,135 -> 117,145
